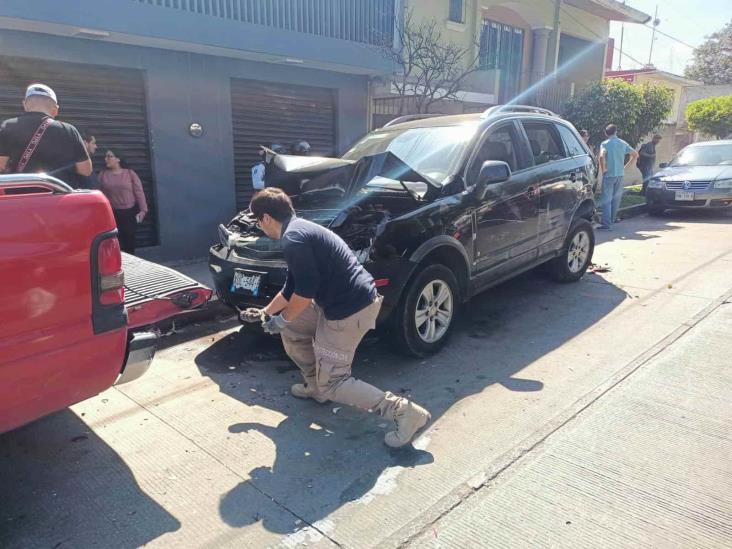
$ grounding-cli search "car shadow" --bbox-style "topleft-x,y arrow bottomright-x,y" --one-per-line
0,410 -> 180,549
193,268 -> 628,537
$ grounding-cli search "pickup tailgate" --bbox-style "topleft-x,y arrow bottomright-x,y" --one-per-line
123,253 -> 212,329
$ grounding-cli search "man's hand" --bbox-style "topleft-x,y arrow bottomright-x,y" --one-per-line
135,212 -> 146,224
262,314 -> 290,335
239,307 -> 266,323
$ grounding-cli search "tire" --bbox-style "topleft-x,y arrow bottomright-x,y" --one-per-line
389,264 -> 460,357
648,204 -> 665,216
547,219 -> 595,283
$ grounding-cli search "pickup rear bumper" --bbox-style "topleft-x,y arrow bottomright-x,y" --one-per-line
116,331 -> 158,385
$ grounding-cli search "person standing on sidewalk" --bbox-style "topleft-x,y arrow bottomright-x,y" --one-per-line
72,130 -> 101,190
0,83 -> 91,182
99,148 -> 148,254
638,134 -> 662,194
240,188 -> 431,448
598,124 -> 638,230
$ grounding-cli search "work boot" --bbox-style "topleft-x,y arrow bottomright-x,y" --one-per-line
291,383 -> 328,404
384,399 -> 431,448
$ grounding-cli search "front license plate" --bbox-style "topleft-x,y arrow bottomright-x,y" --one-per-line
675,191 -> 694,201
231,270 -> 262,296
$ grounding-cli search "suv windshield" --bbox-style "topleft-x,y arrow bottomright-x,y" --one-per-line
342,123 -> 479,185
670,143 -> 732,167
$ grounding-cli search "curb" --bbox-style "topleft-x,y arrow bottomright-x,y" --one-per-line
593,201 -> 648,225
618,201 -> 647,219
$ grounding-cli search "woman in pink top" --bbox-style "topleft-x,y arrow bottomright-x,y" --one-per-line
99,149 -> 148,254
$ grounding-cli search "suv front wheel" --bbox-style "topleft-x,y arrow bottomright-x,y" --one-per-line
390,264 -> 459,357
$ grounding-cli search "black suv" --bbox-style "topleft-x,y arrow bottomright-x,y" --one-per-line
209,106 -> 597,356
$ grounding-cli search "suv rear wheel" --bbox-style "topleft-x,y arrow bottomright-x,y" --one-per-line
547,219 -> 594,283
390,264 -> 459,357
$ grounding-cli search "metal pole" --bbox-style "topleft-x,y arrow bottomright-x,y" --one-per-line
648,5 -> 659,66
618,23 -> 624,70
550,0 -> 562,74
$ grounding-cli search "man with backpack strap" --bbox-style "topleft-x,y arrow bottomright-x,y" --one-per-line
0,84 -> 91,185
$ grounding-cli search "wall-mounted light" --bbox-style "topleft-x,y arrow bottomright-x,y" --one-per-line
189,122 -> 204,138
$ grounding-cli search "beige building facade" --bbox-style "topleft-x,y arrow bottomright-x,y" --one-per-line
373,0 -> 650,126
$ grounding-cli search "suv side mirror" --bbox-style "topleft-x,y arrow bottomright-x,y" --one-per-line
475,161 -> 511,200
659,162 -> 668,169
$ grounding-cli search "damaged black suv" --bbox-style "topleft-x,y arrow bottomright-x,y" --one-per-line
209,106 -> 597,356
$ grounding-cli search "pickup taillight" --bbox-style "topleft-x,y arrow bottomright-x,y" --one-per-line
98,237 -> 124,305
91,230 -> 128,334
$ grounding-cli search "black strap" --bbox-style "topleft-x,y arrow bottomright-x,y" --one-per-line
15,116 -> 54,173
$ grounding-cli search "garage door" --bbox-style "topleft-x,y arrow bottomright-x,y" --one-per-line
231,78 -> 336,210
0,56 -> 158,248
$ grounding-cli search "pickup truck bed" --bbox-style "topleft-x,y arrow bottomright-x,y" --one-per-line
0,174 -> 212,434
123,254 -> 211,329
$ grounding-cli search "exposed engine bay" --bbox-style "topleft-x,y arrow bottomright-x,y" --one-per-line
219,201 -> 391,262
218,150 -> 435,262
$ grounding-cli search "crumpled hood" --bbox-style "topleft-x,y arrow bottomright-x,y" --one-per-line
263,149 -> 437,196
656,165 -> 732,181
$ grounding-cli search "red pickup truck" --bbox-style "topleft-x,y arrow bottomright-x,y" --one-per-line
0,174 -> 211,434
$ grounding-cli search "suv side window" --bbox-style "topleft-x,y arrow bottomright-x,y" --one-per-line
467,123 -> 524,183
522,121 -> 566,165
556,124 -> 586,157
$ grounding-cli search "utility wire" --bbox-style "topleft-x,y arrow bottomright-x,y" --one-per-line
641,24 -> 696,50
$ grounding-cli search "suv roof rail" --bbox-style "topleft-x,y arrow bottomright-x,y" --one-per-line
382,113 -> 444,127
481,105 -> 558,118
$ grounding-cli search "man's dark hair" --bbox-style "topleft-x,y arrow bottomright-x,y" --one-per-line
80,130 -> 95,143
580,129 -> 589,138
605,124 -> 618,136
250,188 -> 294,222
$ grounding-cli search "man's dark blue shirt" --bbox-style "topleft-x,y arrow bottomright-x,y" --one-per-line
280,217 -> 377,320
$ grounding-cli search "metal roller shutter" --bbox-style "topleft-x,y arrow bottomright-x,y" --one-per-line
0,56 -> 158,247
231,78 -> 336,211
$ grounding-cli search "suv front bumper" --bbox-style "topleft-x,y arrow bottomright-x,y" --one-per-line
209,244 -> 414,325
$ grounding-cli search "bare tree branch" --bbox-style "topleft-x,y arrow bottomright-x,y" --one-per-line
377,10 -> 482,114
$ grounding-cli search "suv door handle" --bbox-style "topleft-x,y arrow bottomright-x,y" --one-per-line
526,186 -> 539,199
570,172 -> 578,182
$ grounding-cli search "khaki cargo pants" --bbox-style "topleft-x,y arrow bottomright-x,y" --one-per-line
281,296 -> 399,417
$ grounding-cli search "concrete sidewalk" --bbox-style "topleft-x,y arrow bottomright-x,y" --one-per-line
408,294 -> 732,548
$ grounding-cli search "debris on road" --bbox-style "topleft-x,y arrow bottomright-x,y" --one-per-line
588,262 -> 611,273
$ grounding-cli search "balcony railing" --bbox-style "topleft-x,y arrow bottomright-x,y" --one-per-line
133,0 -> 395,46
525,79 -> 576,113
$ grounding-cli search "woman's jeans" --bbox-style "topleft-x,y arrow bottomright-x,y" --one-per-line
601,175 -> 624,227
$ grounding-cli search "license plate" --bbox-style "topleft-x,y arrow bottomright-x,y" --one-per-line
231,270 -> 262,296
675,191 -> 694,201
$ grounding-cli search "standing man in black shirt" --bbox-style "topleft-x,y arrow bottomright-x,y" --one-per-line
242,188 -> 431,448
0,83 -> 91,185
637,134 -> 662,194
